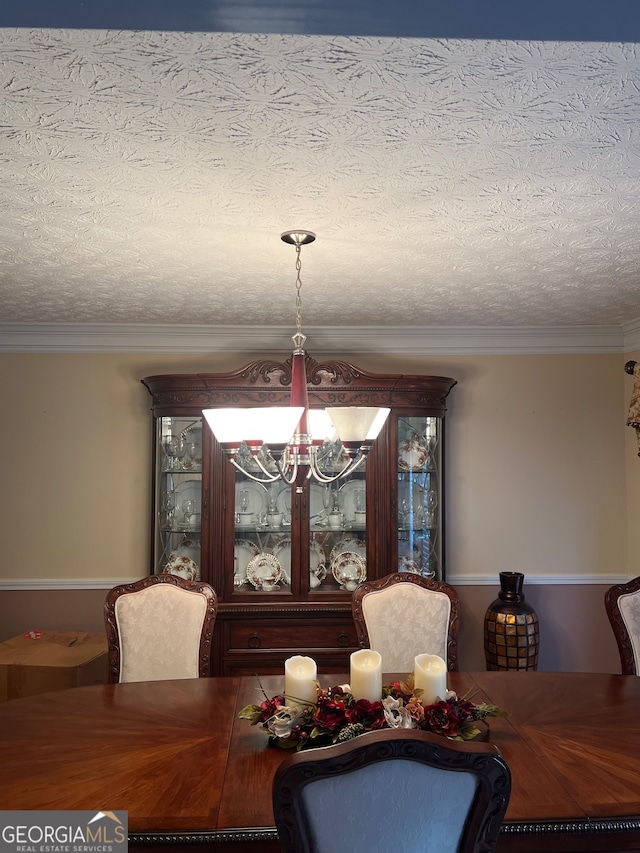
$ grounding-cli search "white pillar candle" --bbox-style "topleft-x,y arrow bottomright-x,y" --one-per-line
350,649 -> 383,702
284,655 -> 318,705
414,653 -> 447,705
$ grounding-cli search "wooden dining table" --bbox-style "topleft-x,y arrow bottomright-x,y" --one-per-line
1,670 -> 639,853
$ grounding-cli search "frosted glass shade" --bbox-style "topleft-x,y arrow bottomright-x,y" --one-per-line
307,409 -> 336,442
203,407 -> 304,446
327,407 -> 390,442
366,407 -> 391,440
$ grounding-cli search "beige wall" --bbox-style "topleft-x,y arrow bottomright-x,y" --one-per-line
625,349 -> 640,580
0,349 -> 636,674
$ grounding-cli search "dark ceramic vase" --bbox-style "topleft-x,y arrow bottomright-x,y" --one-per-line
484,572 -> 539,671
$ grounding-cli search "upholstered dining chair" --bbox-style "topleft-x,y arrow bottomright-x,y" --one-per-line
104,573 -> 217,683
605,576 -> 640,675
351,572 -> 460,672
272,728 -> 511,853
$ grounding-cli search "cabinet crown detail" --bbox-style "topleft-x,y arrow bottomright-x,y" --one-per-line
142,355 -> 456,414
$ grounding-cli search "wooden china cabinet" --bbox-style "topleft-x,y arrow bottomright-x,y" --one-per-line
142,356 -> 456,676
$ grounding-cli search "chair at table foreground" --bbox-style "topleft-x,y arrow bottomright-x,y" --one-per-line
272,728 -> 511,853
351,572 -> 460,672
104,573 -> 217,683
605,575 -> 640,675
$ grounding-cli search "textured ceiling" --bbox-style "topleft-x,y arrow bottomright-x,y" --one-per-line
1,27 -> 640,331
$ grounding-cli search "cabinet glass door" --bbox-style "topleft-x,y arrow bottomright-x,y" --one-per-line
397,415 -> 442,580
154,416 -> 203,580
309,441 -> 368,595
232,464 -> 293,595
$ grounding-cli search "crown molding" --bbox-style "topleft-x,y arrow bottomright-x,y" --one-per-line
0,320 -> 638,354
622,316 -> 640,352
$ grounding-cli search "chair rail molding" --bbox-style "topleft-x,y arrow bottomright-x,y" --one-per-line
0,578 -> 142,590
0,574 -> 631,590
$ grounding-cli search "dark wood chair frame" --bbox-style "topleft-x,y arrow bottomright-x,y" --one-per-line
273,728 -> 511,853
351,571 -> 461,671
104,573 -> 218,683
604,575 -> 640,675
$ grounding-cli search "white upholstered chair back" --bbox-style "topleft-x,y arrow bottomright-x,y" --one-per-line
352,572 -> 460,672
605,576 -> 640,675
273,729 -> 511,853
104,573 -> 217,683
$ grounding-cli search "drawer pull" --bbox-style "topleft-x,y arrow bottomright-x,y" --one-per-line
337,631 -> 350,648
247,632 -> 262,649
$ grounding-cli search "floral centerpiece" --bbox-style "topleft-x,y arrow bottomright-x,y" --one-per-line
239,676 -> 508,751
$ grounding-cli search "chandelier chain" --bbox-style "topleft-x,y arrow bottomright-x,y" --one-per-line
295,243 -> 303,339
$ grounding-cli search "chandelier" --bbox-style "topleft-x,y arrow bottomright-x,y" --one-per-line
203,231 -> 390,490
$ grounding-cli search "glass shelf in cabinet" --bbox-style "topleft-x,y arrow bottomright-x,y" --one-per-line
162,464 -> 202,474
161,526 -> 201,535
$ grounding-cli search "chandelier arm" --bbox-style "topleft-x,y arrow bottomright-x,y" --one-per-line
275,455 -> 298,486
252,453 -> 280,479
230,458 -> 281,485
250,451 -> 298,486
307,453 -> 367,483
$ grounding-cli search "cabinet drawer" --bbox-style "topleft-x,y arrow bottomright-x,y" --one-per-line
226,621 -> 357,652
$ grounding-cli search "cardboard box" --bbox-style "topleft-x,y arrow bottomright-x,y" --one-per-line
0,631 -> 108,702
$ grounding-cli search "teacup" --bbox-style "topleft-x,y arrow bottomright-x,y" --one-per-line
237,511 -> 254,525
328,511 -> 343,530
261,577 -> 278,591
354,511 -> 366,524
267,511 -> 283,528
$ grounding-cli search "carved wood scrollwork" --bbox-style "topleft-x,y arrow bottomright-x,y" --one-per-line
239,357 -> 293,386
306,356 -> 366,386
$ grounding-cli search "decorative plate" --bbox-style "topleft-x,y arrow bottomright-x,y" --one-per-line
274,537 -> 325,586
398,436 -> 429,471
398,556 -> 421,574
275,484 -> 292,515
398,537 -> 421,561
337,480 -> 367,522
246,552 -> 282,588
235,481 -> 267,517
331,550 -> 367,585
330,536 -> 367,566
308,483 -> 328,527
272,537 -> 293,585
174,480 -> 201,520
165,555 -> 199,582
234,538 -> 260,581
